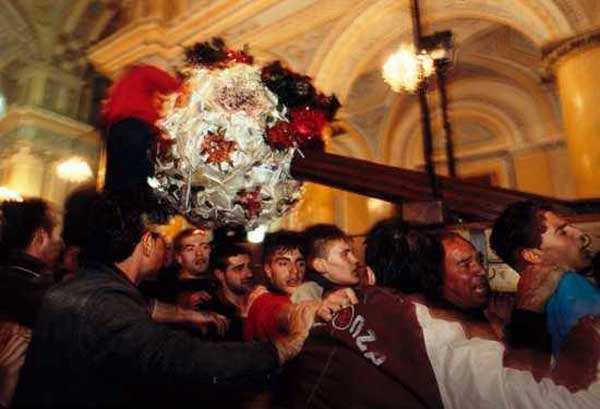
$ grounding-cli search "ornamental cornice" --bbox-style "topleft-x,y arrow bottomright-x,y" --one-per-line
87,0 -> 281,77
0,105 -> 97,144
542,29 -> 600,78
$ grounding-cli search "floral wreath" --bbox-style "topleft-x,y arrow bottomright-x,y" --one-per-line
150,38 -> 340,230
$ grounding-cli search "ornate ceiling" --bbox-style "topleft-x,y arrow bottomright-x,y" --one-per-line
0,0 -> 123,74
1,0 -> 599,204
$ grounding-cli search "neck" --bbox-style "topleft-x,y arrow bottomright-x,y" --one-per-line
178,271 -> 208,280
516,264 -> 564,312
114,258 -> 141,286
221,285 -> 248,310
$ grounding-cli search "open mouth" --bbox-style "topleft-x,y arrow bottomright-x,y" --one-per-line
473,281 -> 489,296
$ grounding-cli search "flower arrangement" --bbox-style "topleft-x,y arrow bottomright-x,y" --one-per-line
151,38 -> 340,230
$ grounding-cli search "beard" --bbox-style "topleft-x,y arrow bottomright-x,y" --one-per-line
230,279 -> 256,295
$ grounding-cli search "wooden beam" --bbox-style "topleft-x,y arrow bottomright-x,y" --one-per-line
291,149 -> 575,221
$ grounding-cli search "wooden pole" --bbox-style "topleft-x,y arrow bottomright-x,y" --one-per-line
291,149 -> 572,221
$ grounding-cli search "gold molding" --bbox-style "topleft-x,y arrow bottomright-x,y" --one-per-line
0,105 -> 98,144
87,0 -> 281,77
542,29 -> 600,78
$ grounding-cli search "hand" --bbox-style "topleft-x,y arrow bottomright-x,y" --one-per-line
317,288 -> 359,322
177,290 -> 212,309
185,310 -> 230,337
273,302 -> 318,364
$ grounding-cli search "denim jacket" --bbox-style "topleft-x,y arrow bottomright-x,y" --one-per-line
13,263 -> 279,407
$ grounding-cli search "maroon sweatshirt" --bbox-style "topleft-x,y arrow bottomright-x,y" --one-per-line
276,286 -> 443,409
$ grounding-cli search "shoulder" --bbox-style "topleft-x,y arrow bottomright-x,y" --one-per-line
247,290 -> 290,323
290,281 -> 323,303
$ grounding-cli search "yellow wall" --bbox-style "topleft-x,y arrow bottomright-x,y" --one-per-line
514,150 -> 554,196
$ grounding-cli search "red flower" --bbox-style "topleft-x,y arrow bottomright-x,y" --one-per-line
290,107 -> 327,139
266,122 -> 295,149
235,188 -> 263,219
201,131 -> 237,165
265,107 -> 327,149
224,49 -> 254,65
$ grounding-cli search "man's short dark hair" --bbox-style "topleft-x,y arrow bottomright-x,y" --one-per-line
84,191 -> 162,264
210,243 -> 251,273
173,227 -> 211,253
365,217 -> 443,299
262,230 -> 305,265
0,198 -> 55,257
62,185 -> 99,248
303,224 -> 348,262
490,201 -> 553,271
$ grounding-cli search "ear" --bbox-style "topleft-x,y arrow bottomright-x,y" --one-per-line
312,257 -> 328,274
141,232 -> 155,256
264,264 -> 273,281
31,228 -> 49,248
520,247 -> 543,265
214,269 -> 225,282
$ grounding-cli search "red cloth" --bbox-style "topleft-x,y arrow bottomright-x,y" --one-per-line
102,65 -> 181,127
244,292 -> 290,342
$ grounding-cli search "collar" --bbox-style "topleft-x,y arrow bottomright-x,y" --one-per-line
3,251 -> 48,278
110,263 -> 139,287
305,270 -> 340,292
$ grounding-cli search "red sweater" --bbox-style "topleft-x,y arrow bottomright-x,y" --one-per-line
244,292 -> 290,342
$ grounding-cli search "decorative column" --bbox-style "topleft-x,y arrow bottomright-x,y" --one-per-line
544,31 -> 600,198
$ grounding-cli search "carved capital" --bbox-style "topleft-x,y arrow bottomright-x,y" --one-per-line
542,29 -> 600,79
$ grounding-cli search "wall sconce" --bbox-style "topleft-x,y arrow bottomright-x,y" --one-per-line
56,157 -> 93,183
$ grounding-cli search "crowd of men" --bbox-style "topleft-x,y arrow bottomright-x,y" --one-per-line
1,189 -> 600,408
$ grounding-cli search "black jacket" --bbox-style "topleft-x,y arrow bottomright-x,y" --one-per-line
0,252 -> 55,328
13,263 -> 279,407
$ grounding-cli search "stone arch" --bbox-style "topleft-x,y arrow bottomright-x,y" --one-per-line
388,101 -> 517,169
382,77 -> 548,168
329,121 -> 375,162
310,0 -> 576,99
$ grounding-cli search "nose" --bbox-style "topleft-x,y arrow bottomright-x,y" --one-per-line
473,261 -> 486,277
290,263 -> 300,279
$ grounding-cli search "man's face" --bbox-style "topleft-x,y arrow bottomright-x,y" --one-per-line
319,239 -> 360,286
442,237 -> 489,310
264,248 -> 306,295
538,211 -> 592,271
217,254 -> 255,295
176,233 -> 212,277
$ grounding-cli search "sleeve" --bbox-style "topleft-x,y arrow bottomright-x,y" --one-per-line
415,303 -> 600,409
82,290 -> 279,387
244,293 -> 290,342
547,273 -> 600,355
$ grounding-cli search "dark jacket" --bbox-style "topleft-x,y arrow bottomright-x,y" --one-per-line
13,263 -> 279,408
275,286 -> 443,409
0,252 -> 55,328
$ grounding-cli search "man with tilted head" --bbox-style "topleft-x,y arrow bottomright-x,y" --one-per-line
276,217 -> 600,409
13,191 -> 309,408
